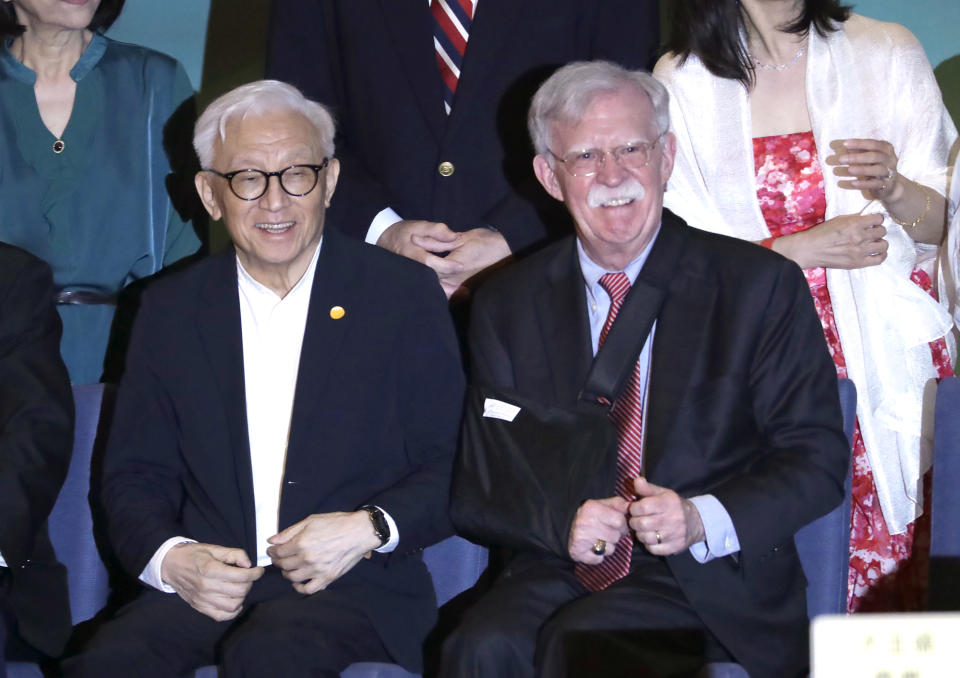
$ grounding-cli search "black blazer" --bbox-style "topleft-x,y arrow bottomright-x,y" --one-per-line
466,212 -> 850,676
266,0 -> 659,252
0,243 -> 73,657
99,230 -> 465,670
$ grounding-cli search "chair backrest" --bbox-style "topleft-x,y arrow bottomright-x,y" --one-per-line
422,535 -> 488,606
336,537 -> 489,678
929,376 -> 960,610
47,384 -> 111,625
794,378 -> 856,618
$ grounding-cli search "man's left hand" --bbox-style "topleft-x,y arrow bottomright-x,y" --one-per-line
267,511 -> 381,594
411,227 -> 511,299
628,477 -> 705,556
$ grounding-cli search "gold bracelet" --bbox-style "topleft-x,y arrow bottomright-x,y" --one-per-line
889,186 -> 931,229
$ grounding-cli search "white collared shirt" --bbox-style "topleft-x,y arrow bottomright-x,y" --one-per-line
238,239 -> 321,565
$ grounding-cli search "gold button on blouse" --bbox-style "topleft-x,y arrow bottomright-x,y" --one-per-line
438,161 -> 455,177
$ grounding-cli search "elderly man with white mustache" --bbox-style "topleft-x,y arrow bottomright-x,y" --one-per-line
441,60 -> 849,678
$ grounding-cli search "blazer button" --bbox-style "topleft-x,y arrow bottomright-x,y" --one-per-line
438,161 -> 455,177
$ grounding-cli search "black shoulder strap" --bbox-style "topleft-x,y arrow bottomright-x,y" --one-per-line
578,278 -> 665,406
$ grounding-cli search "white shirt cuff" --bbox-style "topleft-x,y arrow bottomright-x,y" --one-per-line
139,536 -> 197,592
0,550 -> 6,567
686,494 -> 740,564
374,506 -> 399,553
367,207 -> 403,245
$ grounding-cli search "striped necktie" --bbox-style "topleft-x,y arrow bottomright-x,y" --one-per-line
430,0 -> 474,114
575,272 -> 645,592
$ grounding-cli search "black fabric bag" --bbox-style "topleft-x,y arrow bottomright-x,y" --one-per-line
451,282 -> 663,559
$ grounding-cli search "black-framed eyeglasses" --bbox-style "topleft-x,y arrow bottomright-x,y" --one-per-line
549,134 -> 664,177
204,159 -> 330,201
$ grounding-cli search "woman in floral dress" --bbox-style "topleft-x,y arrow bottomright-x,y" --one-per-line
655,0 -> 957,611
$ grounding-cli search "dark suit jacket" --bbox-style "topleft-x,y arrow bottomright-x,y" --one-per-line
466,211 -> 850,676
266,0 -> 659,252
0,243 -> 73,657
99,229 -> 465,671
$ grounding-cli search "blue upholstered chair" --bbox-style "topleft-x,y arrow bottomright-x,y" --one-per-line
929,376 -> 960,611
8,384 -> 110,678
703,378 -> 857,678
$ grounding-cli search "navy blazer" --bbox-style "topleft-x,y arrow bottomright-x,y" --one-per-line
0,243 -> 73,657
466,211 -> 850,676
100,229 -> 465,670
267,0 -> 659,252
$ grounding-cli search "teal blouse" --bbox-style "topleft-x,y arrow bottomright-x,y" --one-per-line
0,34 -> 201,384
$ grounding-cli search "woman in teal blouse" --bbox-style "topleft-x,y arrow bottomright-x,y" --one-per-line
0,0 -> 201,384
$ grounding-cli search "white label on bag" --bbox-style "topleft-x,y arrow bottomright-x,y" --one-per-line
483,398 -> 521,422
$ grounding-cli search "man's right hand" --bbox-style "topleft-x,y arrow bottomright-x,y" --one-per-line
376,219 -> 465,284
567,497 -> 630,565
160,543 -> 264,622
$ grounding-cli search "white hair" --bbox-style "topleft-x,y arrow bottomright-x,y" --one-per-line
193,80 -> 336,168
528,61 -> 670,157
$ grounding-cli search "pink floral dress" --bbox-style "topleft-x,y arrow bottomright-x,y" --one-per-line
753,131 -> 954,613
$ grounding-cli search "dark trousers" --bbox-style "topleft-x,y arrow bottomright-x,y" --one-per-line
62,566 -> 391,678
440,551 -> 731,678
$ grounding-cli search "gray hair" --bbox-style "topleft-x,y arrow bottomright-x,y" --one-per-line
528,61 -> 670,157
193,80 -> 336,168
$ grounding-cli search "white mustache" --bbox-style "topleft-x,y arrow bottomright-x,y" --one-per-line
586,179 -> 646,208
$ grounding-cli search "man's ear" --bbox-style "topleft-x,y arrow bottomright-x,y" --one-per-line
322,158 -> 341,208
194,172 -> 223,221
533,154 -> 564,202
660,131 -> 677,186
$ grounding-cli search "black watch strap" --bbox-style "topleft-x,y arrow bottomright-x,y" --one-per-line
361,505 -> 390,548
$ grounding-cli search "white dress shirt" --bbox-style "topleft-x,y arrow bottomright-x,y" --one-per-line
576,232 -> 740,562
140,239 -> 396,592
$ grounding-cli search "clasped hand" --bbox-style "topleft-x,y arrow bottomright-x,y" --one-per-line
567,477 -> 705,564
377,220 -> 511,299
775,138 -> 899,270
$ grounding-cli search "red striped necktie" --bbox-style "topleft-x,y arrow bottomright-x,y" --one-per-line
430,0 -> 474,114
575,272 -> 645,593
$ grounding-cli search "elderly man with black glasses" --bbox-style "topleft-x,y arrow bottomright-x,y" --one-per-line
63,80 -> 465,678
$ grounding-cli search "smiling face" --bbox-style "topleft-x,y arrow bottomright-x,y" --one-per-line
8,0 -> 100,32
194,109 -> 340,296
533,87 -> 676,271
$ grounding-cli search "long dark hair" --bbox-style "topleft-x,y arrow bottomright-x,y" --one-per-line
666,0 -> 851,87
1,0 -> 126,41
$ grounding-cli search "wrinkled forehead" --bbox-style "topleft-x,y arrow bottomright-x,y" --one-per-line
552,89 -> 658,150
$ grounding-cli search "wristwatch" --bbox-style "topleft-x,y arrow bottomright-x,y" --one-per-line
361,505 -> 390,548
